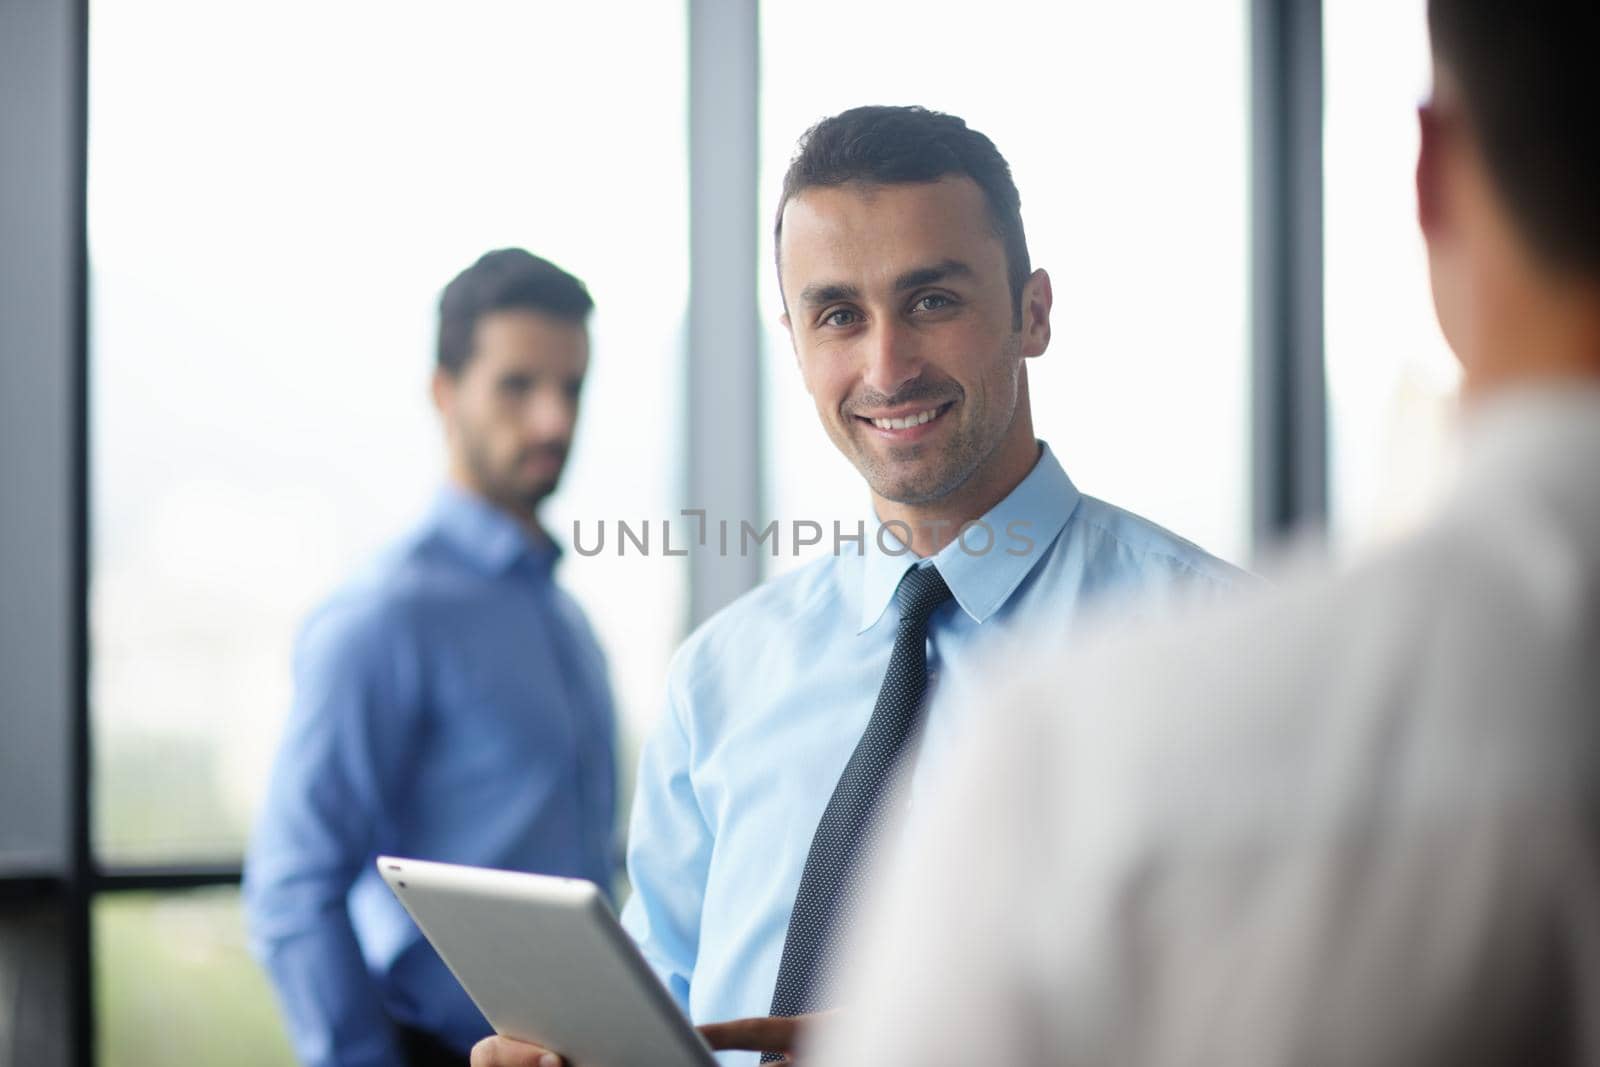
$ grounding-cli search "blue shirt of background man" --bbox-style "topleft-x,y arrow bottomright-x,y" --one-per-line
244,485 -> 617,1067
619,442 -> 1248,1066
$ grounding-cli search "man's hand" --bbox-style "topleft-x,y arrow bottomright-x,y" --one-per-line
469,1036 -> 563,1067
698,1011 -> 835,1066
469,1012 -> 834,1067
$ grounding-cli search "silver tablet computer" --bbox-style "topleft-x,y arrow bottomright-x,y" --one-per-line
377,856 -> 717,1067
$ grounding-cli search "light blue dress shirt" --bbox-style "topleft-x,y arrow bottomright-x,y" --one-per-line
619,443 -> 1245,1065
244,485 -> 617,1067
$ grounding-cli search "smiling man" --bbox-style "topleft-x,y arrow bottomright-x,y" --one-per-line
473,106 -> 1245,1067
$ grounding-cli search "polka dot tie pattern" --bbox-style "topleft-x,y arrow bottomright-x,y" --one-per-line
762,564 -> 953,1052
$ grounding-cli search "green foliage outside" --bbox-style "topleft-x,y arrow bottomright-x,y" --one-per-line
95,889 -> 294,1067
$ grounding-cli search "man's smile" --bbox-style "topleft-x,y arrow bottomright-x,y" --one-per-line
854,400 -> 956,440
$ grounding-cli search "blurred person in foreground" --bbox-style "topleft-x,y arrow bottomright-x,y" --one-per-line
809,2 -> 1600,1064
471,105 -> 1247,1067
245,249 -> 618,1067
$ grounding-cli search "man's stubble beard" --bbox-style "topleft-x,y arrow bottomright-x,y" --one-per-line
460,426 -> 562,521
844,338 -> 1023,507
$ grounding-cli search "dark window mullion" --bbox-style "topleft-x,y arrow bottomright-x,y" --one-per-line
1250,0 -> 1328,556
92,866 -> 243,894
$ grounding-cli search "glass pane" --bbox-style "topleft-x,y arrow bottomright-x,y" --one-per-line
88,0 -> 689,862
1324,0 -> 1461,552
759,0 -> 1251,572
95,888 -> 292,1067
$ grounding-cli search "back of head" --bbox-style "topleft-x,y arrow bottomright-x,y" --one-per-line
437,248 -> 593,375
1428,0 -> 1600,278
775,105 -> 1032,316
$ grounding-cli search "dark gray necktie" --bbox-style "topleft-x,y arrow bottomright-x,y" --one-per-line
764,564 -> 953,1040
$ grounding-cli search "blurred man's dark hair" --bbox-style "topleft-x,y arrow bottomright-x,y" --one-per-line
1428,0 -> 1600,275
437,248 -> 594,374
775,105 -> 1031,325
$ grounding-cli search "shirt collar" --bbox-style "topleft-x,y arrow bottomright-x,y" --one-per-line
1461,382 -> 1600,532
427,484 -> 560,577
1464,382 -> 1600,468
858,441 -> 1081,633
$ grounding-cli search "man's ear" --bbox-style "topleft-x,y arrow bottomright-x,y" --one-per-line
1416,104 -> 1448,245
1020,268 -> 1053,358
431,367 -> 455,419
781,309 -> 803,364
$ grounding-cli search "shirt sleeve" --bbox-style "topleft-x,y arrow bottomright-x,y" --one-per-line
242,596 -> 423,1067
618,662 -> 715,1017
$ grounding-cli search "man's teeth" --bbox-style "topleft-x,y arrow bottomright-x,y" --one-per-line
871,407 -> 942,430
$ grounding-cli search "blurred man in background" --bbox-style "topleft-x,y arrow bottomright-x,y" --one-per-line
812,2 -> 1600,1064
245,249 -> 618,1067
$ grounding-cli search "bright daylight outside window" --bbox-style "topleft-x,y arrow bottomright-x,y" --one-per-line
1325,0 -> 1461,552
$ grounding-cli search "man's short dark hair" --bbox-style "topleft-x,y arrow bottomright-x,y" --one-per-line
775,106 -> 1032,324
437,248 -> 594,374
1429,0 -> 1600,275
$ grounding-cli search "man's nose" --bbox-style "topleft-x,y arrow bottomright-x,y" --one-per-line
859,318 -> 923,400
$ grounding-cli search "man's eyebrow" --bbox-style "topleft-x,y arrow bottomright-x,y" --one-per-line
798,260 -> 976,309
893,259 -> 974,291
798,282 -> 861,308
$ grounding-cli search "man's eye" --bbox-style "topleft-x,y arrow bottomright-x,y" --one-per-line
498,377 -> 534,396
821,308 -> 860,328
911,294 -> 953,313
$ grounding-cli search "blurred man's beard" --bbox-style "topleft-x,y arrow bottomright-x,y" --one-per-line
461,433 -> 565,519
